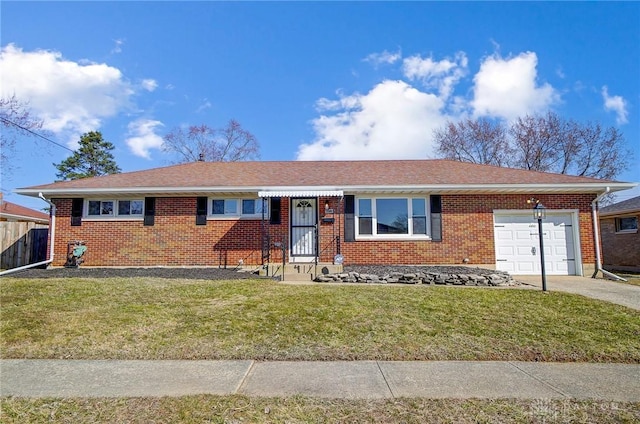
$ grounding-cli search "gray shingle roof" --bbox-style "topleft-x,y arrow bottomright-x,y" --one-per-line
600,195 -> 640,216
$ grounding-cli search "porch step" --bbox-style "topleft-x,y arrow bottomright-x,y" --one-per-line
257,263 -> 343,281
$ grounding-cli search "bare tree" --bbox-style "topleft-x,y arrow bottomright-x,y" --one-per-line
162,119 -> 260,163
572,123 -> 627,180
509,112 -> 568,172
0,95 -> 45,179
433,111 -> 631,180
434,118 -> 512,167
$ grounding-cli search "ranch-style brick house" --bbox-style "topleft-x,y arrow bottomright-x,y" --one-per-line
14,159 -> 636,276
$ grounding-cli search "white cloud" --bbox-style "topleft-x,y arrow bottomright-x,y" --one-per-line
297,80 -> 447,160
602,86 -> 628,125
364,49 -> 402,67
300,49 -> 566,161
196,98 -> 212,113
402,52 -> 468,98
471,52 -> 559,120
0,44 -> 134,144
125,119 -> 164,159
141,79 -> 158,92
111,39 -> 125,54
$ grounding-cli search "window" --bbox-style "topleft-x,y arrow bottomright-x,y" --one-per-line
355,197 -> 430,238
212,199 -> 238,215
87,200 -> 143,218
118,200 -> 143,216
88,200 -> 113,216
412,198 -> 427,235
211,198 -> 267,218
358,198 -> 372,235
615,216 -> 638,233
242,199 -> 264,215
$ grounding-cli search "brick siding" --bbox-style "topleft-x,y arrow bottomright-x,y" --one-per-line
50,194 -> 597,271
600,213 -> 640,271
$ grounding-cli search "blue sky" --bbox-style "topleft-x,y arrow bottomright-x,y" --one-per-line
2,1 -> 639,210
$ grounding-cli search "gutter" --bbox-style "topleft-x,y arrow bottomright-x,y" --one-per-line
591,187 -> 626,281
0,193 -> 56,276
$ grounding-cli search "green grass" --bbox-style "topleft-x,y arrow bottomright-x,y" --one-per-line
1,396 -> 638,423
616,273 -> 640,287
2,277 -> 639,362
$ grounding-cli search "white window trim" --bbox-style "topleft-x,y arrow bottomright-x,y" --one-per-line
84,199 -> 144,221
355,195 -> 432,240
209,197 -> 269,220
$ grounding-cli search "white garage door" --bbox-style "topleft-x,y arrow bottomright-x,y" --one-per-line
494,213 -> 577,275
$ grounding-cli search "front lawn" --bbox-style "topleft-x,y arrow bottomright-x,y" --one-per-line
1,278 -> 639,362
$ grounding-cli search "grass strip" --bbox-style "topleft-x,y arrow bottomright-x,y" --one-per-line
1,396 -> 639,424
2,278 -> 639,362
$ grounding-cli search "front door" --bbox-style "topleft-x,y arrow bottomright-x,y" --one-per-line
290,198 -> 317,261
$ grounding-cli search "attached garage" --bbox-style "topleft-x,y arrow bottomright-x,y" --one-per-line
494,211 -> 581,276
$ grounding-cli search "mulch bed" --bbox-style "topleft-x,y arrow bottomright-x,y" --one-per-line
2,265 -> 504,280
0,267 -> 255,280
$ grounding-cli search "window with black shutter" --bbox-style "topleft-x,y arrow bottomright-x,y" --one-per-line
71,198 -> 83,226
430,195 -> 442,242
344,195 -> 355,242
196,197 -> 207,225
269,197 -> 281,224
144,197 -> 156,226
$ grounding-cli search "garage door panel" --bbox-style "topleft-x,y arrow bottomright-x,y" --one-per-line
516,246 -> 533,255
516,261 -> 536,273
497,246 -> 515,256
495,213 -> 576,275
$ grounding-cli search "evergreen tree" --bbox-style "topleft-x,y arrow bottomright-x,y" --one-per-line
54,131 -> 121,180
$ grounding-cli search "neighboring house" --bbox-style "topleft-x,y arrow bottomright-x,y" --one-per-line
599,195 -> 640,273
0,196 -> 50,224
14,159 -> 636,276
1,194 -> 50,269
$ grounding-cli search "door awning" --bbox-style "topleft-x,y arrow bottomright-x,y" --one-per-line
258,190 -> 344,198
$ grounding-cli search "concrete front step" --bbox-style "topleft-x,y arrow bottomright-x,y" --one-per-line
257,263 -> 343,280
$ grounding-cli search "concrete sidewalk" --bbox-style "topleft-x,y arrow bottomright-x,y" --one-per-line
514,275 -> 640,310
2,360 -> 638,401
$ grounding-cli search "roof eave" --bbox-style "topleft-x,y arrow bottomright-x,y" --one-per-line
0,213 -> 49,224
599,208 -> 640,217
14,182 -> 635,198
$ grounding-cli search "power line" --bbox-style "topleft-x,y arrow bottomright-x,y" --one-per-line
0,116 -> 74,153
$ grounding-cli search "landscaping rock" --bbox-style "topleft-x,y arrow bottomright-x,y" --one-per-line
314,265 -> 519,287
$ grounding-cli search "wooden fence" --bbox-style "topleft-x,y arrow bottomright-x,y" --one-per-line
1,222 -> 49,270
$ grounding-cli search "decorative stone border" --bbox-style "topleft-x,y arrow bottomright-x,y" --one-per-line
315,271 -> 518,286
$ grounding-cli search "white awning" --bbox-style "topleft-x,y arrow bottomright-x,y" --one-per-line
258,190 -> 344,198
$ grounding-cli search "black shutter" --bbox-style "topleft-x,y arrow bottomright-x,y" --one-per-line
269,197 -> 281,225
344,195 -> 355,242
144,197 -> 156,226
196,197 -> 207,225
430,195 -> 442,242
71,198 -> 83,227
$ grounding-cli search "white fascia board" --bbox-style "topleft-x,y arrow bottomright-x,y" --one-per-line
15,182 -> 636,197
0,212 -> 49,224
343,182 -> 637,194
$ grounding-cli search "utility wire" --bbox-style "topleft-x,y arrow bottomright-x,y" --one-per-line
0,116 -> 74,153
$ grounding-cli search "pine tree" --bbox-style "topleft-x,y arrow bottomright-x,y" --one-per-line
54,131 -> 121,180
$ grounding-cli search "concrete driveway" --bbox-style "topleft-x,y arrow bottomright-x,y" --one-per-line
515,275 -> 640,311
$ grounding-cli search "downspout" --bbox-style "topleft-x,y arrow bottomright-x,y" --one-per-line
0,193 -> 56,276
591,187 -> 626,281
